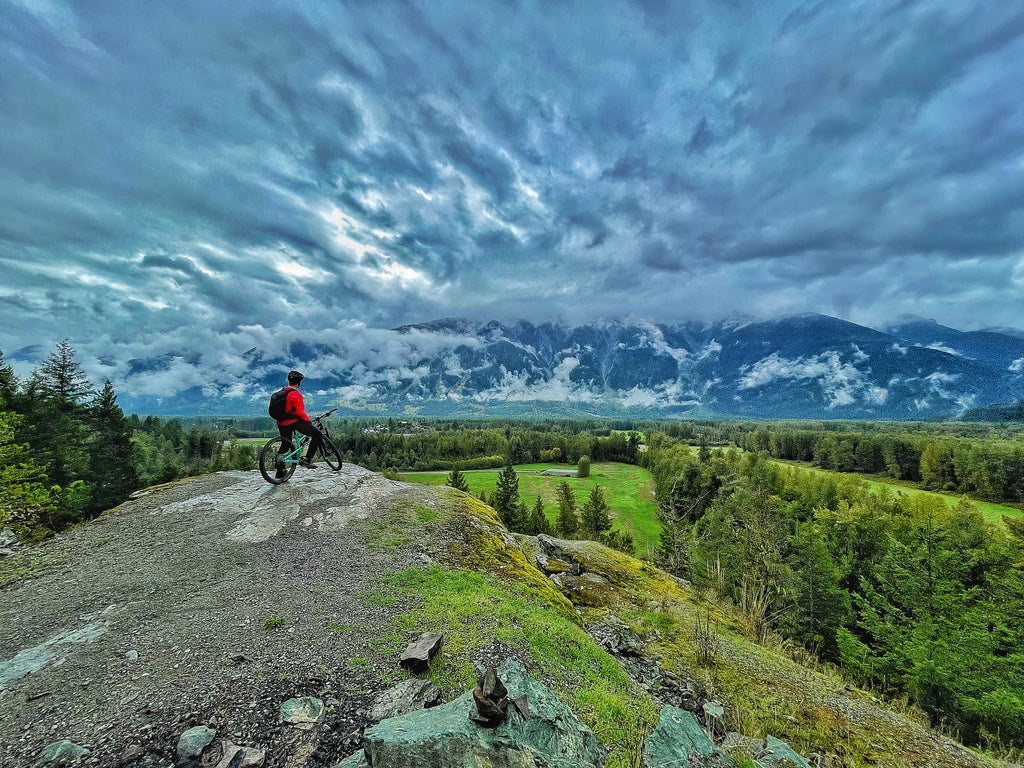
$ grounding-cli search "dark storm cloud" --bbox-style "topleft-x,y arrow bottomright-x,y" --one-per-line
1,0 -> 1023,394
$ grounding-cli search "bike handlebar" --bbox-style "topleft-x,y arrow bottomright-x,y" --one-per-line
313,408 -> 338,421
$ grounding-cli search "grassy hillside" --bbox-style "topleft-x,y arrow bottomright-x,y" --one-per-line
366,485 -> 994,768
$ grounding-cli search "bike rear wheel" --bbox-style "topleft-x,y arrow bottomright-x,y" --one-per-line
259,437 -> 297,484
319,437 -> 342,471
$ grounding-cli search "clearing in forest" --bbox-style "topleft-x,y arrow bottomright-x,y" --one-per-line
400,462 -> 660,556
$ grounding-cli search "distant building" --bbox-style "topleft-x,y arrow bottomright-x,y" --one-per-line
540,469 -> 578,477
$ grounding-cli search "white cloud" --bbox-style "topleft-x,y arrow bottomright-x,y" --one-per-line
918,342 -> 960,356
738,351 -> 887,408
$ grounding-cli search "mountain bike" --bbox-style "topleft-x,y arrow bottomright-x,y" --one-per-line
258,409 -> 343,485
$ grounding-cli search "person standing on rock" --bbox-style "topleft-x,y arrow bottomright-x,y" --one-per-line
271,370 -> 322,473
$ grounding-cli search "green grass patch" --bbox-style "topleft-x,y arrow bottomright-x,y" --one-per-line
378,565 -> 658,767
363,500 -> 445,551
360,586 -> 398,607
401,462 -> 660,556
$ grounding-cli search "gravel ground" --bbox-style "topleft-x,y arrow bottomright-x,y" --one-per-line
0,465 -> 444,768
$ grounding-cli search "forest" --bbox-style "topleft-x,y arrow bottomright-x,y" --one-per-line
645,437 -> 1024,752
0,342 -> 254,540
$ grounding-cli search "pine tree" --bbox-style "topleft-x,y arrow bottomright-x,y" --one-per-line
555,481 -> 578,538
21,342 -> 94,492
698,436 -> 712,464
530,495 -> 552,536
0,412 -> 56,538
581,485 -> 612,537
87,380 -> 138,514
0,348 -> 17,407
780,521 -> 850,660
37,340 -> 92,404
446,465 -> 470,492
493,462 -> 521,530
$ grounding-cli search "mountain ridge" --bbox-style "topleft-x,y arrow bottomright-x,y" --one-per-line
113,314 -> 1024,419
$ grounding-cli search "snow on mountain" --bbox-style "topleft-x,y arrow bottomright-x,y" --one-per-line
115,314 -> 1024,419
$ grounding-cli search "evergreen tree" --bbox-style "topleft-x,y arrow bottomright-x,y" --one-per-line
555,481 -> 578,537
21,342 -> 93,492
581,485 -> 612,537
37,340 -> 92,404
0,348 -> 17,407
0,412 -> 56,539
446,465 -> 470,493
493,463 -> 521,530
698,436 -> 711,464
780,521 -> 850,660
86,380 -> 138,513
529,495 -> 552,536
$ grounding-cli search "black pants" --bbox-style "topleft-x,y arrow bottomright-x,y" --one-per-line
278,420 -> 321,460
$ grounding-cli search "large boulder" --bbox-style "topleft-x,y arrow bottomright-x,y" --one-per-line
350,659 -> 605,768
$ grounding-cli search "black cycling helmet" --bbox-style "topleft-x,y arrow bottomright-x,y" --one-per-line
287,370 -> 305,385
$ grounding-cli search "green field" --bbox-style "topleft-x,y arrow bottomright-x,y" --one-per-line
771,459 -> 1023,525
400,462 -> 660,556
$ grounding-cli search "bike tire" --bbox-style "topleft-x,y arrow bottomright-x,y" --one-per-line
319,437 -> 343,471
259,437 -> 297,484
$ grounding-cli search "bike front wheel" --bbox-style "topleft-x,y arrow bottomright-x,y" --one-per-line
259,437 -> 297,484
319,437 -> 343,471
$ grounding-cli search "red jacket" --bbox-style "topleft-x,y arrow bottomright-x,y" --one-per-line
276,386 -> 310,426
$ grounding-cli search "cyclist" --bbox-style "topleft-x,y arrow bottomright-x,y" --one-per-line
273,370 -> 322,473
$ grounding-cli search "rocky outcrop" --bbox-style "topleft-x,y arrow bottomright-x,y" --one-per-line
338,660 -> 605,768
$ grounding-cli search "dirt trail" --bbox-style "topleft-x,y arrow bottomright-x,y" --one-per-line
0,465 -> 434,767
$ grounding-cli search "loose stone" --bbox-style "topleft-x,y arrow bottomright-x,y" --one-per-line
399,632 -> 444,674
176,725 -> 216,761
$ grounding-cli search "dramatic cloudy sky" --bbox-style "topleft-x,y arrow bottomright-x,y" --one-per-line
3,0 -> 1024,385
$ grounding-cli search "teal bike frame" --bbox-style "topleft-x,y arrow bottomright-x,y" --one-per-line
278,433 -> 307,466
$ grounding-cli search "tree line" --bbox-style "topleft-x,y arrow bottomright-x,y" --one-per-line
332,424 -> 642,472
645,432 -> 1024,750
734,425 -> 1024,504
0,342 -> 254,541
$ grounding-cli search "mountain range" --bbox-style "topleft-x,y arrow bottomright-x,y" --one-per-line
108,313 -> 1024,419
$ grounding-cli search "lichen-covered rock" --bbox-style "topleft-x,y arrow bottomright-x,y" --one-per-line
360,659 -> 605,768
757,736 -> 811,768
39,740 -> 89,764
280,696 -> 325,729
334,751 -> 369,768
642,706 -> 733,768
176,726 -> 216,761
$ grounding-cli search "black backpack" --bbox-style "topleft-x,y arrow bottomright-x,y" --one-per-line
268,387 -> 291,420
